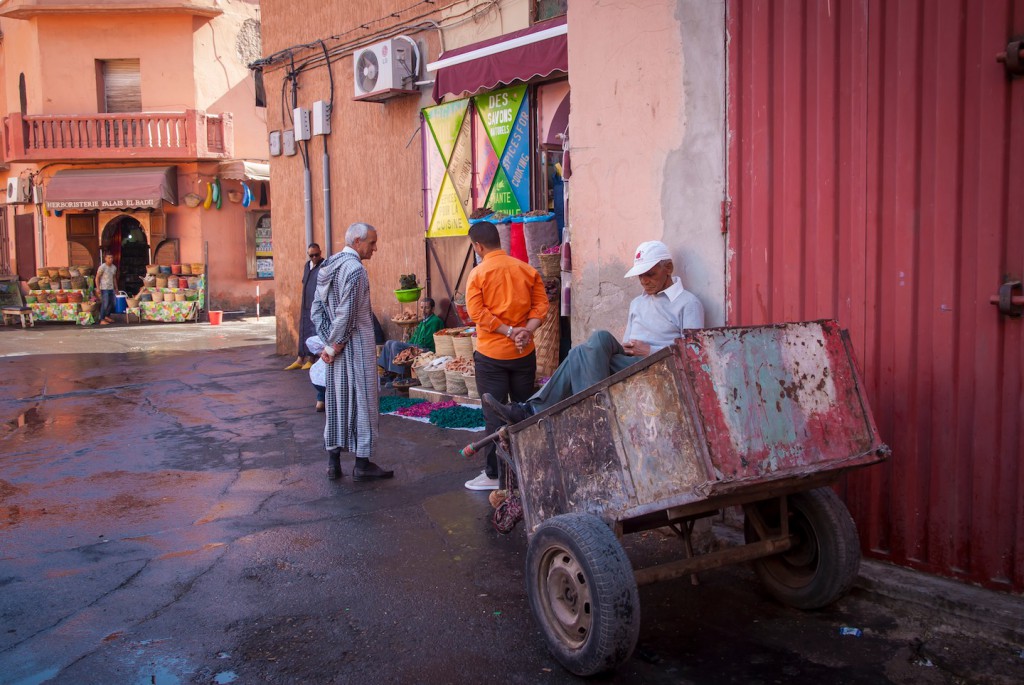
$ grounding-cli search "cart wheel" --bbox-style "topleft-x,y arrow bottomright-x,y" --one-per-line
525,513 -> 639,676
744,487 -> 860,610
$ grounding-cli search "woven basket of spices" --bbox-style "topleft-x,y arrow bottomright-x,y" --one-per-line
413,364 -> 433,389
452,335 -> 474,359
445,370 -> 467,396
428,368 -> 448,393
463,373 -> 479,399
433,333 -> 456,357
538,252 -> 561,279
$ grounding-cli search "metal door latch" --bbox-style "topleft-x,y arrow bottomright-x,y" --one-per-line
990,280 -> 1024,317
997,38 -> 1024,77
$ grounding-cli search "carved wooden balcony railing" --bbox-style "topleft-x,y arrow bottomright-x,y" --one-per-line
2,110 -> 234,163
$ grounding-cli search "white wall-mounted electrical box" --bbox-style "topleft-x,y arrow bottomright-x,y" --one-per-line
282,130 -> 297,156
293,107 -> 311,141
312,100 -> 331,136
269,130 -> 282,156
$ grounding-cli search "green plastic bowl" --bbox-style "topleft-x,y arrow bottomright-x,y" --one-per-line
394,287 -> 423,303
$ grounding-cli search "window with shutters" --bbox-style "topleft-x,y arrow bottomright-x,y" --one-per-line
66,213 -> 99,269
96,59 -> 141,113
533,0 -> 567,21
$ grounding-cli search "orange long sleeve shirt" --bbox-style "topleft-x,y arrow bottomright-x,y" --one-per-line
466,250 -> 549,360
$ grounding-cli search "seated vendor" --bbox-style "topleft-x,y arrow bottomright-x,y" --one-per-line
484,240 -> 705,424
377,297 -> 444,377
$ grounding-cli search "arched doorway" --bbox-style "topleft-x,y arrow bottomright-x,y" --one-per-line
100,215 -> 149,295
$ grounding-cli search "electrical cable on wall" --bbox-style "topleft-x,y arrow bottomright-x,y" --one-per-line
319,39 -> 334,255
255,0 -> 500,261
287,53 -> 315,250
252,0 -> 497,74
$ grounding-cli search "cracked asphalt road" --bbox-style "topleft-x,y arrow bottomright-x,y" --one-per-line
1,330 -> 1021,684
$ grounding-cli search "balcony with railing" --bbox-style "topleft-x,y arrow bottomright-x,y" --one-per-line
2,110 -> 234,163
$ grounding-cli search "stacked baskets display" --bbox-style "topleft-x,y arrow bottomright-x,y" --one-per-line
434,327 -> 471,358
428,367 -> 448,392
445,368 -> 467,395
444,357 -> 474,397
433,331 -> 456,357
463,372 -> 479,399
414,364 -> 433,389
452,333 -> 474,359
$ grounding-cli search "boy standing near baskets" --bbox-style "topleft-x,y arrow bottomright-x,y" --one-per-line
464,222 -> 548,491
95,254 -> 118,325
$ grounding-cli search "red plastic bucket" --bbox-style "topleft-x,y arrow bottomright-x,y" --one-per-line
209,310 -> 223,325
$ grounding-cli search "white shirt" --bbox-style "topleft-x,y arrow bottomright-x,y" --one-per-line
622,276 -> 704,352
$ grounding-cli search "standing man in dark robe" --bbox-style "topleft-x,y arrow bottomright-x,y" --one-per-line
311,223 -> 394,482
285,243 -> 324,370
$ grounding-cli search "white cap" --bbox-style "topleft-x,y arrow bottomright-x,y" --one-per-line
624,240 -> 673,278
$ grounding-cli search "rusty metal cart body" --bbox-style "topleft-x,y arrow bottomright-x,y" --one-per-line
498,320 -> 889,676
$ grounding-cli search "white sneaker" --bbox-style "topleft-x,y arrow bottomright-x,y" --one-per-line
464,471 -> 499,491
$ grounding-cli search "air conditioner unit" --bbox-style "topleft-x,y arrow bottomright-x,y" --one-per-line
6,177 -> 30,204
353,37 -> 421,102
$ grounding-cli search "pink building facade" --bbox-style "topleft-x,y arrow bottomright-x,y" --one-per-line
0,0 -> 273,313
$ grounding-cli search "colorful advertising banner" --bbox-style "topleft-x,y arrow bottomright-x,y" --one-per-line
421,85 -> 532,237
424,99 -> 471,237
475,85 -> 531,215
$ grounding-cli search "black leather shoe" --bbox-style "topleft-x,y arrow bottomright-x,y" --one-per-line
327,451 -> 342,480
353,462 -> 394,481
482,393 -> 534,425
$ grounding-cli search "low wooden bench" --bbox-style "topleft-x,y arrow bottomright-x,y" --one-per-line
1,306 -> 35,328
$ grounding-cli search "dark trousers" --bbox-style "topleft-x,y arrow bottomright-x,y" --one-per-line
99,289 -> 115,320
313,384 -> 325,402
474,350 -> 536,479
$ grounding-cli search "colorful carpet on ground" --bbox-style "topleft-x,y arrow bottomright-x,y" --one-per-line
378,397 -> 486,430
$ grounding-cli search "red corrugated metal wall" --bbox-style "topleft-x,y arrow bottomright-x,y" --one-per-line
727,0 -> 1023,592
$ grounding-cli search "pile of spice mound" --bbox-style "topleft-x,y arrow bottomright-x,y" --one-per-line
379,396 -> 426,414
429,406 -> 486,429
392,346 -> 423,365
446,357 -> 474,374
396,400 -> 457,418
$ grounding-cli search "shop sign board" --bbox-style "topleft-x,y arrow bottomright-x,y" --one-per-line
475,85 -> 530,215
48,198 -> 162,210
424,99 -> 471,238
421,85 -> 532,238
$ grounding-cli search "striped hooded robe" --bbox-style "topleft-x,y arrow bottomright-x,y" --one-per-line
310,248 -> 378,456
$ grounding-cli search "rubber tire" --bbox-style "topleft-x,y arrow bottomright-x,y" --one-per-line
526,513 -> 640,676
744,487 -> 861,610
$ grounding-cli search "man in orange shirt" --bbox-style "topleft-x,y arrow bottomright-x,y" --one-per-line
464,222 -> 549,491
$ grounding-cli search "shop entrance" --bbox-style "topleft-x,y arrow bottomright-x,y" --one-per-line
100,215 -> 149,295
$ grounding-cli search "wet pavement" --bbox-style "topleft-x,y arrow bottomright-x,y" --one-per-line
1,322 -> 1022,684
0,315 -> 277,358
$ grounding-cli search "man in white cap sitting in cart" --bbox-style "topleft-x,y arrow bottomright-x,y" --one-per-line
483,240 -> 704,425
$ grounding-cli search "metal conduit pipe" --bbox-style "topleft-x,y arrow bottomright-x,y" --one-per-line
302,165 -> 313,249
322,150 -> 332,254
